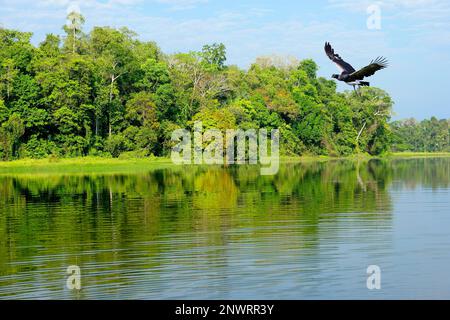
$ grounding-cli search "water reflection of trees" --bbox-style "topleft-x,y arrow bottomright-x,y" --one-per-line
0,158 -> 447,298
388,158 -> 450,190
0,160 -> 398,235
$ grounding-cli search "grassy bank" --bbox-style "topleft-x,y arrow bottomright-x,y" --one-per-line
1,152 -> 449,175
0,156 -> 174,174
388,152 -> 450,158
280,152 -> 450,162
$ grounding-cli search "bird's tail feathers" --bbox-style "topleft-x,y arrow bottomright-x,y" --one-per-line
359,81 -> 370,86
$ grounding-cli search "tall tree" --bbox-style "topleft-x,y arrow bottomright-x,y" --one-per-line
201,43 -> 227,70
63,11 -> 85,54
90,27 -> 137,137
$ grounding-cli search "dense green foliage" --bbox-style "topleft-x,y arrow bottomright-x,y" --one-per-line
391,117 -> 450,152
0,13 -> 400,160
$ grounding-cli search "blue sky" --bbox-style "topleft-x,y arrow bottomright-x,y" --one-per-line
1,0 -> 449,120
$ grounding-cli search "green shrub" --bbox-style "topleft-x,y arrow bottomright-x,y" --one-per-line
105,134 -> 129,158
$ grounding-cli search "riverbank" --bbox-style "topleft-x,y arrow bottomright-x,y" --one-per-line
389,152 -> 450,158
0,152 -> 449,174
0,156 -> 174,174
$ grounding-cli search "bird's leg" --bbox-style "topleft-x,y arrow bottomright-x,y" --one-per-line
354,85 -> 361,97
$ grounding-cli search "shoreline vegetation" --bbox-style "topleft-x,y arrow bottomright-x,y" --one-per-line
1,152 -> 449,174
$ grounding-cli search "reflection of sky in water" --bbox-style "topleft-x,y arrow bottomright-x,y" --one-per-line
0,158 -> 449,299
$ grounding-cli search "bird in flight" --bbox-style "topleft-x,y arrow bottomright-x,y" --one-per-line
324,42 -> 388,94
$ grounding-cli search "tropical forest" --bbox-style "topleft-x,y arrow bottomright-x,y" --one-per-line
0,12 -> 448,161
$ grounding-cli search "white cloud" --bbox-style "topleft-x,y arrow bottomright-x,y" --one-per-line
156,0 -> 208,10
67,2 -> 81,14
328,0 -> 439,11
328,0 -> 450,21
0,0 -> 448,118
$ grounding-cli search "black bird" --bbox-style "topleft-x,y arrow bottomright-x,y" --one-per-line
324,42 -> 388,94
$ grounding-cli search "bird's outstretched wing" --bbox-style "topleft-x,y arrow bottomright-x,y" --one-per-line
324,42 -> 356,73
347,57 -> 388,81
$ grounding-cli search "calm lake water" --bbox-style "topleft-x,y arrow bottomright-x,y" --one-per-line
0,158 -> 449,299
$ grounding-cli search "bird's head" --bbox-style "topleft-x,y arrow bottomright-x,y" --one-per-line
332,74 -> 339,79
